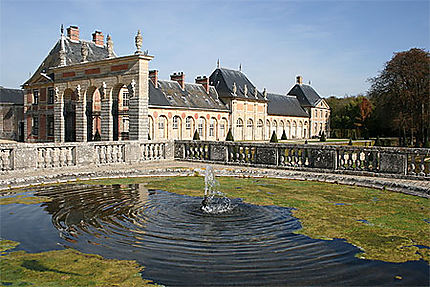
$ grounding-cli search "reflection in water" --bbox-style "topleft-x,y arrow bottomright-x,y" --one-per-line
1,183 -> 428,286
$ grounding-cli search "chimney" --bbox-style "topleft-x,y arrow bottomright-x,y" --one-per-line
67,26 -> 80,42
296,75 -> 303,85
149,70 -> 158,88
170,72 -> 185,89
92,31 -> 104,46
195,76 -> 209,94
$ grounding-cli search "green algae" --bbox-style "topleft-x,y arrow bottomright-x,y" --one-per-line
0,194 -> 52,205
0,240 -> 158,287
80,175 -> 430,263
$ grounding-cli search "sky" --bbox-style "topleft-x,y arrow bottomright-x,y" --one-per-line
0,0 -> 428,97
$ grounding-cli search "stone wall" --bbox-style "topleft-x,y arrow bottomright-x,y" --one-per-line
174,140 -> 430,180
0,140 -> 173,171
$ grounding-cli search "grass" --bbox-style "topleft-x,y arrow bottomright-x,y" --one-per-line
0,239 -> 158,287
79,175 -> 429,263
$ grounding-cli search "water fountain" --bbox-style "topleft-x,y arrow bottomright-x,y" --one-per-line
201,166 -> 234,214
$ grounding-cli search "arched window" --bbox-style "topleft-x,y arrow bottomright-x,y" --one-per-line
236,118 -> 244,141
198,117 -> 206,139
246,119 -> 253,140
209,117 -> 217,138
158,116 -> 168,139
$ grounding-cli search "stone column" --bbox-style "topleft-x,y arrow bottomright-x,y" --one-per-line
101,84 -> 113,141
75,87 -> 87,142
129,57 -> 150,141
54,87 -> 65,142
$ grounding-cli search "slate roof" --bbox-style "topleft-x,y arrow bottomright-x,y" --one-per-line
209,68 -> 266,101
287,84 -> 322,107
266,93 -> 309,117
24,36 -> 112,86
149,80 -> 228,111
0,87 -> 24,105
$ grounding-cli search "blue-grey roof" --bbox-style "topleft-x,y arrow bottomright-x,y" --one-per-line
24,37 -> 112,86
287,84 -> 322,107
0,87 -> 24,105
209,68 -> 266,101
149,80 -> 228,111
266,93 -> 309,117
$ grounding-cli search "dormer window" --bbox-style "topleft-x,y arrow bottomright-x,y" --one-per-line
33,89 -> 39,105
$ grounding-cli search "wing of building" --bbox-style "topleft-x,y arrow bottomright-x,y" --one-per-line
22,25 -> 330,143
0,87 -> 24,141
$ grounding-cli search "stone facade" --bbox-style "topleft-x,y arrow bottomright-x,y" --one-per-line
22,25 -> 330,143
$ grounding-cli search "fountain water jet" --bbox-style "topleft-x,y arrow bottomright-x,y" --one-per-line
201,166 -> 234,214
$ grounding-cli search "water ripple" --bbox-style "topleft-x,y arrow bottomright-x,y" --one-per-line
0,183 -> 426,286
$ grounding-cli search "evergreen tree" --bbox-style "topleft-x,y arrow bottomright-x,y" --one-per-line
320,131 -> 326,142
193,130 -> 200,140
94,130 -> 101,141
225,129 -> 234,141
270,131 -> 278,143
281,130 -> 287,140
348,138 -> 353,145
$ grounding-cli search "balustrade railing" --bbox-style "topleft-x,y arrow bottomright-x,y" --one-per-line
175,140 -> 430,180
37,146 -> 76,168
337,148 -> 379,172
94,143 -> 125,164
0,148 -> 13,170
140,142 -> 166,161
407,151 -> 430,177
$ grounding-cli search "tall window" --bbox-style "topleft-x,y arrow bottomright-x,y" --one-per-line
209,118 -> 215,137
220,122 -> 225,137
123,91 -> 129,107
32,116 -> 39,135
173,116 -> 179,129
158,117 -> 165,138
236,118 -> 243,128
198,118 -> 205,137
186,117 -> 192,130
47,88 -> 54,104
47,116 -> 54,136
33,90 -> 39,105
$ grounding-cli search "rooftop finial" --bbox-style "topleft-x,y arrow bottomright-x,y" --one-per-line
135,30 -> 143,54
263,88 -> 267,100
59,25 -> 66,66
107,34 -> 114,58
239,63 -> 242,72
217,58 -> 220,68
81,42 -> 89,62
232,82 -> 237,95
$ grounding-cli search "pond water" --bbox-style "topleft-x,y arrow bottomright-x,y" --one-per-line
1,183 -> 428,286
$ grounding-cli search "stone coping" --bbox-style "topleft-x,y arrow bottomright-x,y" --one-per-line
0,161 -> 428,198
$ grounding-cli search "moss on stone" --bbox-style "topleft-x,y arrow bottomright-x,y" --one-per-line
0,240 -> 158,287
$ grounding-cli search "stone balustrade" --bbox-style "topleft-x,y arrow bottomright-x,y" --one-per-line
0,140 -> 174,171
175,140 -> 430,180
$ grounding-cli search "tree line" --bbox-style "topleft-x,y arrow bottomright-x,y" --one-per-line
327,48 -> 429,147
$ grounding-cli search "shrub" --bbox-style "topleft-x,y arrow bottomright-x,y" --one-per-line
348,138 -> 353,145
320,131 -> 326,142
225,129 -> 234,141
148,133 -> 151,140
374,136 -> 381,146
193,130 -> 200,140
270,131 -> 278,143
281,130 -> 287,140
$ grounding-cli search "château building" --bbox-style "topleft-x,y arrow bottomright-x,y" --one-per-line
22,26 -> 330,143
